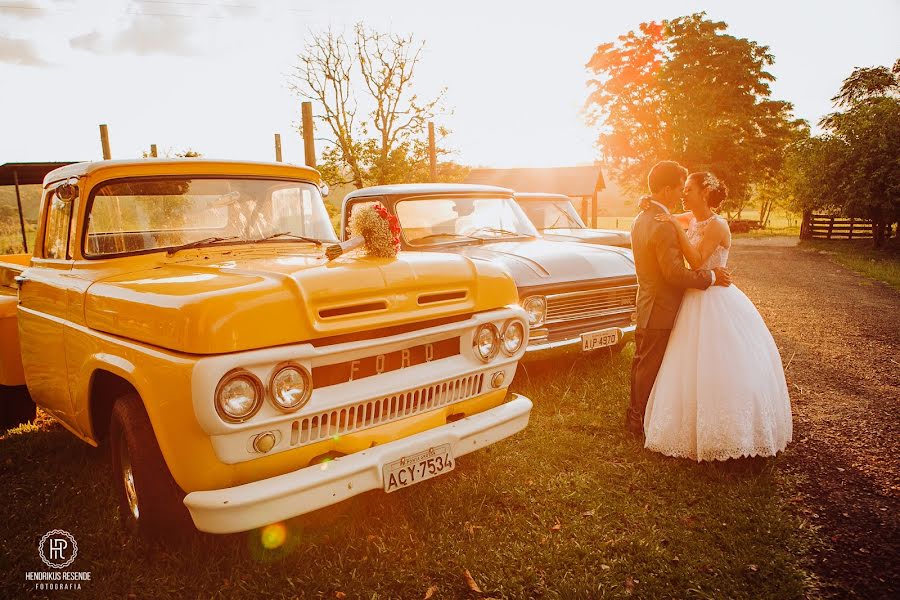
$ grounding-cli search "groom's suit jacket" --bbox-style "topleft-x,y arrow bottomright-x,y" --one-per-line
631,202 -> 713,330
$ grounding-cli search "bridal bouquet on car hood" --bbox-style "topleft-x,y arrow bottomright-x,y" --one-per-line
326,202 -> 401,260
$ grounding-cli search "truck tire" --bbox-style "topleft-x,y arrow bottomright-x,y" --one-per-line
0,385 -> 37,431
109,392 -> 193,541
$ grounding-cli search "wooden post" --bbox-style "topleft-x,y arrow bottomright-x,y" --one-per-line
150,144 -> 158,157
828,215 -> 834,239
849,218 -> 855,239
12,170 -> 28,253
301,102 -> 316,168
99,124 -> 111,159
274,133 -> 283,162
428,121 -> 437,181
591,190 -> 598,228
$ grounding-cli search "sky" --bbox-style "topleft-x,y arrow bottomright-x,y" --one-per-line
1,0 -> 898,170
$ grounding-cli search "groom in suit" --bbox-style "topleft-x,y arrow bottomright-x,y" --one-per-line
625,161 -> 732,437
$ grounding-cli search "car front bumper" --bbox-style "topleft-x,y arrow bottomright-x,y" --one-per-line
524,324 -> 636,360
183,393 -> 532,534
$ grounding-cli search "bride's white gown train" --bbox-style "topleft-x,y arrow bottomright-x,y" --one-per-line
643,216 -> 793,461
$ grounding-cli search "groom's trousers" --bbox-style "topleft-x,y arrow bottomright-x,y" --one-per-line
628,328 -> 672,429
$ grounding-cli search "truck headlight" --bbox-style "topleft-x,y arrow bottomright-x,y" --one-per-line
215,369 -> 263,423
473,323 -> 500,362
501,320 -> 526,355
521,296 -> 546,327
269,363 -> 312,412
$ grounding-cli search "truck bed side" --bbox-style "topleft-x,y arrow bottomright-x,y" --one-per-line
0,254 -> 28,386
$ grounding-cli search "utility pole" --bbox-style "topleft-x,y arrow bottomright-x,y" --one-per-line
274,133 -> 283,162
428,122 -> 437,182
99,124 -> 111,159
150,144 -> 158,157
12,170 -> 28,253
301,102 -> 316,168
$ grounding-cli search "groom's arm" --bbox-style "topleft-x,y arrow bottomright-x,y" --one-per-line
652,223 -> 713,290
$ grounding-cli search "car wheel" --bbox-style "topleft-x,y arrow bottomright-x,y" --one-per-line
109,392 -> 193,541
0,385 -> 36,431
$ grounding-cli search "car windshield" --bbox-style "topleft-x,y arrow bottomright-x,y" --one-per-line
395,197 -> 539,246
518,198 -> 587,230
84,177 -> 337,256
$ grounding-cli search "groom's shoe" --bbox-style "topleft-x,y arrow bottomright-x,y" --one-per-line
625,414 -> 644,439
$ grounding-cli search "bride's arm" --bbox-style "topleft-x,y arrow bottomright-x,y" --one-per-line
659,217 -> 729,270
670,212 -> 693,228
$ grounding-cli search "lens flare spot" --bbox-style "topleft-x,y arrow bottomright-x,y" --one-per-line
260,523 -> 287,549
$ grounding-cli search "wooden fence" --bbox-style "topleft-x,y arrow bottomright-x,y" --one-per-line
800,212 -> 892,240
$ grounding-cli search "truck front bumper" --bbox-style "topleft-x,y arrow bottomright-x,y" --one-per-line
183,393 -> 532,534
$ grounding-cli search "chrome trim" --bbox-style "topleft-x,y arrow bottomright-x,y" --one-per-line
289,372 -> 485,447
524,325 -> 636,359
545,285 -> 637,325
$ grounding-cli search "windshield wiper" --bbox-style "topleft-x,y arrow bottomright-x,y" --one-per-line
470,227 -> 533,238
255,231 -> 322,245
413,233 -> 482,244
166,236 -> 240,255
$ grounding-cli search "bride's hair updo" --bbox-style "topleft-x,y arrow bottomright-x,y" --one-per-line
688,172 -> 729,209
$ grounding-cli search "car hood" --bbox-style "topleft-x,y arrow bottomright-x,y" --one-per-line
83,249 -> 515,354
431,239 -> 635,289
540,228 -> 631,246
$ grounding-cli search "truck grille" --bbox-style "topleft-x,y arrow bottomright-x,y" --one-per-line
545,285 -> 637,325
289,373 -> 485,447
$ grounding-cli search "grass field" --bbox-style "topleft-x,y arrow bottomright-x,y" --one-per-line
0,349 -> 816,599
591,209 -> 800,234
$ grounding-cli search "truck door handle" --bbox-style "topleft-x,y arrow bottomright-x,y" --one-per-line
14,275 -> 28,287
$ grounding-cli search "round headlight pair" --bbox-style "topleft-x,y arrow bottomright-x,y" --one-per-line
473,320 -> 526,362
521,296 -> 546,327
215,364 -> 312,423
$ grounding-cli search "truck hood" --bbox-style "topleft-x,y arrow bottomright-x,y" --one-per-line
539,228 -> 632,247
84,250 -> 515,354
433,239 -> 635,289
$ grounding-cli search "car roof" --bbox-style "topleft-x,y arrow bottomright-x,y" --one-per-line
43,158 -> 321,187
344,183 -> 513,201
513,192 -> 573,201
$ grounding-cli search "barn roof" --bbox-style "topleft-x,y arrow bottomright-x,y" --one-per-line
0,162 -> 80,186
464,165 -> 606,197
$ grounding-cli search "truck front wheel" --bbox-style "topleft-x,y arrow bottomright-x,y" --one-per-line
0,385 -> 36,431
109,393 -> 193,540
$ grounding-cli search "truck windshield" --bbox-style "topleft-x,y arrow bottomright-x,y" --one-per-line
518,199 -> 587,230
395,197 -> 539,246
84,177 -> 337,257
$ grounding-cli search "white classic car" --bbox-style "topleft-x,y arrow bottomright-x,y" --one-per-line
341,184 -> 638,358
514,192 -> 632,248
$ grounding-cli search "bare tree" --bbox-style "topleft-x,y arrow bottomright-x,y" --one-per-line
289,24 -> 448,188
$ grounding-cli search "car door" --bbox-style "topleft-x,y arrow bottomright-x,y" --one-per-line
17,187 -> 77,426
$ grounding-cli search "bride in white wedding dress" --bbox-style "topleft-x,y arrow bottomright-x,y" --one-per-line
643,172 -> 793,462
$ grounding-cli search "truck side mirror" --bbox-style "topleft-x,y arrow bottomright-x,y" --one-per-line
56,182 -> 79,202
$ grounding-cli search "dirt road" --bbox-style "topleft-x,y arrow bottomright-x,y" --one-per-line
732,237 -> 899,598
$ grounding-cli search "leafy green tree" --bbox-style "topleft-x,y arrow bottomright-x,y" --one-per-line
787,60 -> 900,247
290,24 -> 461,188
586,13 -> 805,216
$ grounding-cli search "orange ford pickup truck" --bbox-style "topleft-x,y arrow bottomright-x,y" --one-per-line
0,159 -> 532,537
